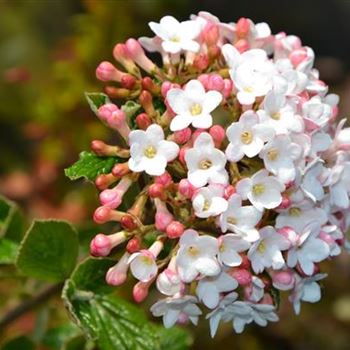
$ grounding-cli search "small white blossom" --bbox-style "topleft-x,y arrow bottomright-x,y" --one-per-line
260,134 -> 302,183
219,194 -> 262,242
192,185 -> 228,218
150,296 -> 202,328
302,96 -> 332,130
167,80 -> 222,131
149,16 -> 201,53
226,111 -> 274,162
176,229 -> 220,282
236,169 -> 285,211
128,124 -> 179,176
156,269 -> 183,296
185,132 -> 228,187
217,233 -> 251,266
286,223 -> 330,276
257,91 -> 304,134
196,271 -> 238,309
289,273 -> 327,314
128,250 -> 158,282
248,226 -> 290,273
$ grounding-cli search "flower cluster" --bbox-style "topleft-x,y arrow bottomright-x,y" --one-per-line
87,12 -> 350,336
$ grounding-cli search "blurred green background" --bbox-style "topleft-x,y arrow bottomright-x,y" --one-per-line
1,0 -> 350,349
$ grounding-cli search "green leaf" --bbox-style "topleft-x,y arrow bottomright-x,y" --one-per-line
61,335 -> 88,350
0,238 -> 19,264
62,258 -> 192,350
16,220 -> 79,282
1,336 -> 35,350
65,151 -> 120,182
85,92 -> 111,114
0,195 -> 25,242
158,327 -> 193,350
121,100 -> 142,129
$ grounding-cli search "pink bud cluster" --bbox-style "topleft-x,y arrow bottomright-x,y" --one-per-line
81,12 -> 350,336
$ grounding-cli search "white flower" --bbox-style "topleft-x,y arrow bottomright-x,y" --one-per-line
217,233 -> 251,267
128,124 -> 179,176
260,134 -> 302,183
236,169 -> 285,211
150,295 -> 202,328
276,205 -> 328,232
128,250 -> 157,282
301,162 -> 328,202
246,276 -> 265,302
196,271 -> 238,309
176,229 -> 220,282
167,80 -> 222,131
192,184 -> 228,218
289,273 -> 327,314
219,194 -> 262,242
257,91 -> 304,134
185,132 -> 228,187
156,269 -> 183,296
329,162 -> 350,208
248,226 -> 290,273
231,50 -> 275,105
149,16 -> 201,53
302,96 -> 332,130
206,292 -> 238,337
225,110 -> 274,162
286,223 -> 330,276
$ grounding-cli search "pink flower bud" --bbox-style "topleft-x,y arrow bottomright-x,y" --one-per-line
222,79 -> 233,98
202,22 -> 219,46
224,185 -> 236,199
93,206 -> 112,224
112,162 -> 130,177
178,179 -> 196,198
161,81 -> 180,98
235,39 -> 249,53
166,221 -> 185,239
90,233 -> 111,256
95,173 -> 117,190
125,38 -> 156,73
289,48 -> 308,68
230,268 -> 252,286
207,74 -> 225,92
127,237 -> 141,253
90,231 -> 127,257
96,61 -> 122,82
209,125 -> 225,147
272,270 -> 295,290
155,199 -> 173,231
121,214 -> 137,231
139,90 -> 156,116
260,294 -> 274,305
133,279 -> 153,303
91,140 -> 118,156
135,113 -> 152,130
148,183 -> 167,200
120,74 -> 136,89
236,17 -> 250,38
106,252 -> 130,286
277,196 -> 291,209
198,74 -> 210,88
319,231 -> 335,245
155,172 -> 172,187
173,128 -> 192,144
99,177 -> 132,208
193,53 -> 209,71
113,43 -> 137,74
239,254 -> 251,269
98,103 -> 119,122
141,77 -> 160,94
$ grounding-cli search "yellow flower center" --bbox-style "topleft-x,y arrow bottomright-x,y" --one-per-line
240,131 -> 253,144
289,207 -> 301,217
187,245 -> 200,257
267,148 -> 279,161
227,216 -> 237,225
190,103 -> 202,116
252,183 -> 265,196
141,256 -> 153,265
199,159 -> 212,170
271,111 -> 281,120
219,243 -> 225,253
257,240 -> 266,253
243,86 -> 253,93
144,145 -> 157,159
203,199 -> 211,211
170,35 -> 181,42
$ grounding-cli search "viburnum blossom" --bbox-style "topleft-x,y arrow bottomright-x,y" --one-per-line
74,12 -> 350,337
